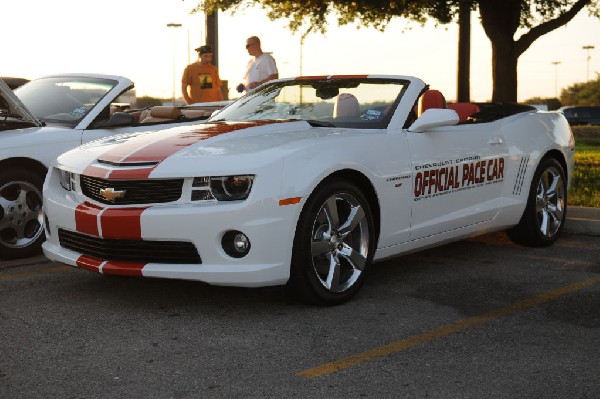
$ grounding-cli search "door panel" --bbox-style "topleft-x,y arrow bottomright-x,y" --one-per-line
407,125 -> 509,240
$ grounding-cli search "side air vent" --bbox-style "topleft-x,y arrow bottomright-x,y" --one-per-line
513,156 -> 529,196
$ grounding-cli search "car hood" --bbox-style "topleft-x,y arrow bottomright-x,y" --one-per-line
77,120 -> 360,163
0,78 -> 42,127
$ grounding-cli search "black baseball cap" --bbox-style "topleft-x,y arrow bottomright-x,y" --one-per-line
195,45 -> 213,54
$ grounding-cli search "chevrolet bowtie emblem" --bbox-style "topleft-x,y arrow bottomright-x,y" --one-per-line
100,187 -> 126,202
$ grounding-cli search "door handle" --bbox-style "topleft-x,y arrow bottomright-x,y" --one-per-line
489,136 -> 503,145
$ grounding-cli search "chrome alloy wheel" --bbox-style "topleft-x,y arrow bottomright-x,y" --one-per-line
535,165 -> 565,238
0,180 -> 44,249
309,193 -> 370,293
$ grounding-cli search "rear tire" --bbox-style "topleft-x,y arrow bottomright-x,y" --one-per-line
286,179 -> 375,305
507,157 -> 566,247
0,169 -> 45,259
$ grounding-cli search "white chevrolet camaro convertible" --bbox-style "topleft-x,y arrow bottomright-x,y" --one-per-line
0,74 -> 226,259
42,75 -> 575,305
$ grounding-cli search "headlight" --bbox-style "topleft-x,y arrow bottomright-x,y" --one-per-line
192,175 -> 254,201
58,168 -> 75,191
211,175 -> 254,201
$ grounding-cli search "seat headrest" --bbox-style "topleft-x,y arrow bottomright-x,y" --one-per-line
417,90 -> 446,116
447,102 -> 480,122
333,93 -> 360,118
149,106 -> 182,118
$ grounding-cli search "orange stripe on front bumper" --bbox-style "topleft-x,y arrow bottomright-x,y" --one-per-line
102,260 -> 146,277
75,202 -> 103,237
100,207 -> 148,239
76,255 -> 104,272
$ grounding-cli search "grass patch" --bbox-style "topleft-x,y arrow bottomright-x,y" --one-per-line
570,127 -> 600,208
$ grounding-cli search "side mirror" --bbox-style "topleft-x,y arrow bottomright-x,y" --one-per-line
408,109 -> 460,132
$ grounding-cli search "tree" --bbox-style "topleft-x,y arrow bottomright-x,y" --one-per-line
522,96 -> 562,110
478,0 -> 596,102
194,0 -> 599,103
560,75 -> 600,105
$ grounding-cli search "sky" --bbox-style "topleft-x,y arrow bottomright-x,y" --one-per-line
3,0 -> 600,102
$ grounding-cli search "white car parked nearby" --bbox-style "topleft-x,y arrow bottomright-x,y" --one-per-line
42,75 -> 575,305
0,74 -> 227,259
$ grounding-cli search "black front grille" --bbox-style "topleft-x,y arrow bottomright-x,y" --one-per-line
80,175 -> 184,205
59,229 -> 201,264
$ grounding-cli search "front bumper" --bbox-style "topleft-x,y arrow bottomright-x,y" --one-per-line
43,186 -> 301,287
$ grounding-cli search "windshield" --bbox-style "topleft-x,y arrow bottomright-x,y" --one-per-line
15,76 -> 118,127
212,78 -> 409,129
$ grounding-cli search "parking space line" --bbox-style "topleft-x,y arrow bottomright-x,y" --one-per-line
0,265 -> 72,280
297,275 -> 600,378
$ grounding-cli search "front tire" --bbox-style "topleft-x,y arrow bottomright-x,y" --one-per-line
286,179 -> 375,305
0,169 -> 45,259
507,157 -> 566,247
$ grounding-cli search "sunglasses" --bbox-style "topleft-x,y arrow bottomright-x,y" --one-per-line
246,42 -> 257,49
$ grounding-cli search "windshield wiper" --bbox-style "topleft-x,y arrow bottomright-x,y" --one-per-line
306,119 -> 335,127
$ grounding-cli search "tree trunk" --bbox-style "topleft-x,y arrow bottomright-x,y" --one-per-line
478,0 -> 520,103
490,39 -> 518,102
456,1 -> 471,102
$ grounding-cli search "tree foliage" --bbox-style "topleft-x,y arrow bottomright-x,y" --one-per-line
194,0 -> 598,32
194,0 -> 600,102
560,75 -> 600,106
522,96 -> 562,110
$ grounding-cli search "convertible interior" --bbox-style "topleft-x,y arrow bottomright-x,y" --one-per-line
411,89 -> 538,126
90,104 -> 220,129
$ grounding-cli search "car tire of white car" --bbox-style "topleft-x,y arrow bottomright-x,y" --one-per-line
507,156 -> 567,247
0,168 -> 45,259
286,179 -> 376,305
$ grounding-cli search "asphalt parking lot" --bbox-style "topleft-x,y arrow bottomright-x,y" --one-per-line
1,230 -> 599,398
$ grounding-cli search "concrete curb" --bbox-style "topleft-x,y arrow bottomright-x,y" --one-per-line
565,206 -> 600,237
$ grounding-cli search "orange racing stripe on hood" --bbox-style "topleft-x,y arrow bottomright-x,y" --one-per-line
84,120 -> 290,180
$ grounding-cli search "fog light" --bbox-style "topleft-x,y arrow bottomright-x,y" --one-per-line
222,230 -> 251,258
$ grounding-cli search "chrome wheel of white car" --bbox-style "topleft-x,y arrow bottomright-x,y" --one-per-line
508,157 -> 566,247
287,179 -> 375,305
535,164 -> 566,238
0,169 -> 45,259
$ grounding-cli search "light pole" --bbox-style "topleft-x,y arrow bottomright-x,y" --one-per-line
166,22 -> 182,104
551,61 -> 561,98
582,45 -> 595,82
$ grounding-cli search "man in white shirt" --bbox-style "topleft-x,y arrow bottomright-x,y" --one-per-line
239,36 -> 279,92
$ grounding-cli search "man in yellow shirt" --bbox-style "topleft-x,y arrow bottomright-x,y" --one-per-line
181,45 -> 224,104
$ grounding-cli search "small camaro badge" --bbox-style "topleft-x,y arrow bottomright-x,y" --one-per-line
100,187 -> 126,202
